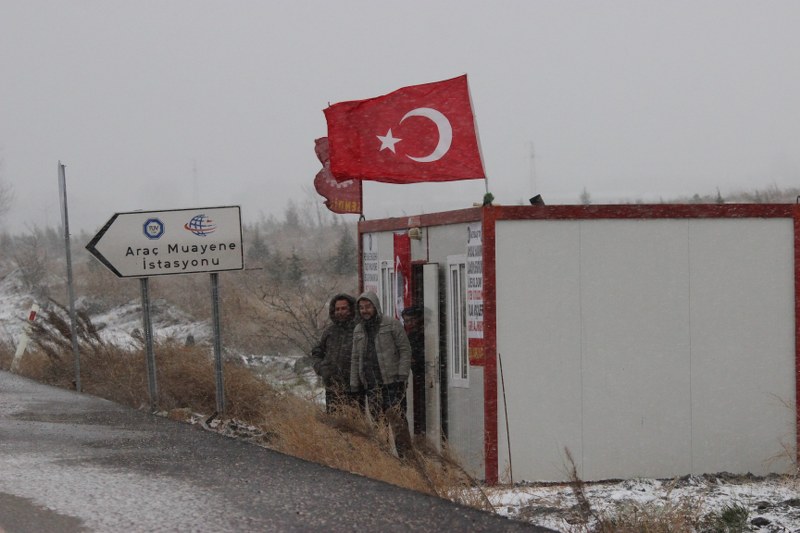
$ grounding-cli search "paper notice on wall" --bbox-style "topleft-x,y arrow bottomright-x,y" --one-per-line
362,233 -> 379,294
466,223 -> 484,364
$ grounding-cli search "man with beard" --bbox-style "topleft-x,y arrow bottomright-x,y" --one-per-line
311,293 -> 360,412
350,291 -> 413,458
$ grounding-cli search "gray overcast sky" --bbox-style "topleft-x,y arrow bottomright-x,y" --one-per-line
1,1 -> 799,234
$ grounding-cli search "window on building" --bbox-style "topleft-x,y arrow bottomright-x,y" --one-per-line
448,255 -> 468,387
380,260 -> 395,317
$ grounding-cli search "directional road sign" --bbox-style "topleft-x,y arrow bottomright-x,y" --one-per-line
86,206 -> 244,278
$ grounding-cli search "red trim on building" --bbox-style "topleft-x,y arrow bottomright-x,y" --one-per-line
358,207 -> 482,234
493,203 -> 792,221
482,206 -> 499,484
359,204 -> 793,238
794,205 -> 800,466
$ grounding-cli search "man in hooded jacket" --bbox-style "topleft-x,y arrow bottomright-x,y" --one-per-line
310,293 -> 360,412
350,291 -> 413,457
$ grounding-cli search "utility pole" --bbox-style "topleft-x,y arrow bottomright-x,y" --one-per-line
192,159 -> 199,206
529,142 -> 538,198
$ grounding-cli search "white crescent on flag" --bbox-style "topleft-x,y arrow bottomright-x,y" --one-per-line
399,107 -> 453,163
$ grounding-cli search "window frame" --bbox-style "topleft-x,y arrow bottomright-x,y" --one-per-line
447,254 -> 469,388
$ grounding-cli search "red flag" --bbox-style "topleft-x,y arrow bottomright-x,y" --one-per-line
313,137 -> 362,214
324,75 -> 485,184
393,232 -> 411,319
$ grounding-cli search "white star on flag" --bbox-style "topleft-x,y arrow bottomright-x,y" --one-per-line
377,129 -> 402,153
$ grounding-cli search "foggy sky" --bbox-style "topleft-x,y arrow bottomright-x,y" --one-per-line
1,1 -> 798,235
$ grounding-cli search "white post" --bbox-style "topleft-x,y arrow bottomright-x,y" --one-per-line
11,303 -> 40,372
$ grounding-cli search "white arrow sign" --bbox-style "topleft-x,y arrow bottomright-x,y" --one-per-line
86,206 -> 244,278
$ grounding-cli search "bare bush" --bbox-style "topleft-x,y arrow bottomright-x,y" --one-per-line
0,156 -> 14,221
255,279 -> 359,355
11,229 -> 51,293
28,299 -> 103,363
0,338 -> 14,369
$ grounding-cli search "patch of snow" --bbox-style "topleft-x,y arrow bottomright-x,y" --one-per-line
487,474 -> 800,531
91,299 -> 211,349
0,269 -> 38,346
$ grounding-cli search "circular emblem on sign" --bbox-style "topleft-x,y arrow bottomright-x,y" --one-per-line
184,214 -> 217,237
143,218 -> 165,240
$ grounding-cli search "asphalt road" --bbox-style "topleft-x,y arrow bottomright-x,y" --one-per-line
0,371 -> 548,532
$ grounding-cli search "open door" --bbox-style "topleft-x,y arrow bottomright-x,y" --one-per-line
422,262 -> 442,450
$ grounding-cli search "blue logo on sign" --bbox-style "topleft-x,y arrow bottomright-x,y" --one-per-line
144,218 -> 165,240
184,214 -> 217,237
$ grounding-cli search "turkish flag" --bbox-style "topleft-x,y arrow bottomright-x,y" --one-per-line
313,137 -> 362,214
324,75 -> 486,184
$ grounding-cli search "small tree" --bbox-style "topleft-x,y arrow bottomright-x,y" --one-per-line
284,200 -> 300,228
287,250 -> 304,284
332,227 -> 357,275
580,187 -> 592,205
13,228 -> 49,292
247,227 -> 270,264
267,253 -> 286,283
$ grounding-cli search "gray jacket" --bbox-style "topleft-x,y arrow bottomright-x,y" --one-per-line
350,291 -> 411,390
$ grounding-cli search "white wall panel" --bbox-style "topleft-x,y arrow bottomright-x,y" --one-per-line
446,368 -> 485,477
495,220 -> 584,481
689,219 -> 796,473
494,217 -> 796,481
579,220 -> 692,479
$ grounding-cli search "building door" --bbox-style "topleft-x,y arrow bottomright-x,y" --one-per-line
421,263 -> 443,450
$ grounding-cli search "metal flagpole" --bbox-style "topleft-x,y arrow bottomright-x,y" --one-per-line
464,76 -> 490,200
58,162 -> 81,392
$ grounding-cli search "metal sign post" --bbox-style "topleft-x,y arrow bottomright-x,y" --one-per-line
140,278 -> 158,411
210,273 -> 225,414
58,162 -> 81,392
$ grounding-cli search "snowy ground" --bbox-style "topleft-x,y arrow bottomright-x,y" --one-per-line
2,268 -> 798,531
487,474 -> 800,531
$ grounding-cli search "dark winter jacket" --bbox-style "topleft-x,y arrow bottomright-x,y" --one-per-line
350,291 -> 411,390
310,293 -> 356,390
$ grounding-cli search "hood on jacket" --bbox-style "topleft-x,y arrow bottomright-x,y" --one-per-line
356,291 -> 382,321
328,293 -> 356,322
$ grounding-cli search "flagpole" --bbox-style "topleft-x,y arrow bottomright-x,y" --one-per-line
464,74 -> 490,201
359,178 -> 365,218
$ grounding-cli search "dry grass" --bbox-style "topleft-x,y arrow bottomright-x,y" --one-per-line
590,498 -> 705,533
256,397 -> 432,493
0,339 -> 13,369
768,392 -> 800,478
563,448 -> 706,533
